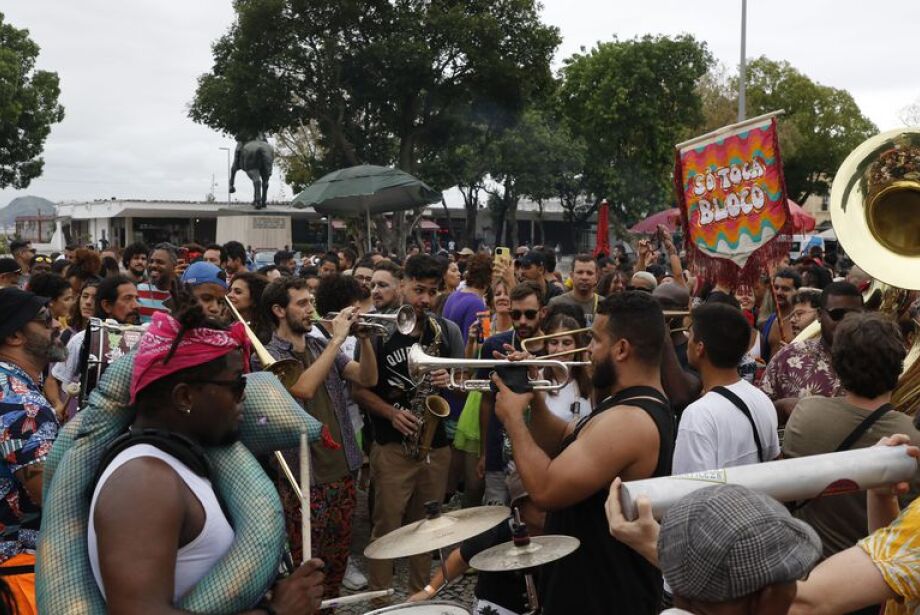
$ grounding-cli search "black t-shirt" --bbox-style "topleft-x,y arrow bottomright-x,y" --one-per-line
478,330 -> 518,472
459,519 -> 537,613
367,316 -> 455,447
539,387 -> 675,615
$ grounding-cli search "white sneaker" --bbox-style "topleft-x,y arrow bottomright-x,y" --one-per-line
342,559 -> 368,591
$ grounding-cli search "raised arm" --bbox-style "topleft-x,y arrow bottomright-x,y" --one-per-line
289,310 -> 356,400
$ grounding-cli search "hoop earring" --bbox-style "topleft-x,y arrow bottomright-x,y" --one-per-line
179,406 -> 192,415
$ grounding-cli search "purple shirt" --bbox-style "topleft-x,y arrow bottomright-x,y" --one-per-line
442,290 -> 487,344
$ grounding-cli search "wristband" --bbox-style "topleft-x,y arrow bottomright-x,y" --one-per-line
424,584 -> 436,596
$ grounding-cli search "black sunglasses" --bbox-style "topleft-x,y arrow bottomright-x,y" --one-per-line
32,308 -> 53,327
510,309 -> 539,320
824,307 -> 862,322
189,374 -> 247,399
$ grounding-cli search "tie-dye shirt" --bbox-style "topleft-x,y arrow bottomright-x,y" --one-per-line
859,497 -> 920,615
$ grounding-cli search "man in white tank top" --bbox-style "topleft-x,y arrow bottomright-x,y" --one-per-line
89,309 -> 325,614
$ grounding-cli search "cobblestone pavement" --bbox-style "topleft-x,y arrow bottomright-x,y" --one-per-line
336,487 -> 477,614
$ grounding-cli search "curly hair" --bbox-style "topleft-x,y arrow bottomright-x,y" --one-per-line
314,273 -> 364,316
832,312 -> 906,399
464,254 -> 492,290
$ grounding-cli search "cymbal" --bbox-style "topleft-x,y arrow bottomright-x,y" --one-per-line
468,535 -> 580,572
364,506 -> 510,560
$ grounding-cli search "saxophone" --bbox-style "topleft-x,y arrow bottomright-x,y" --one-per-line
404,314 -> 451,462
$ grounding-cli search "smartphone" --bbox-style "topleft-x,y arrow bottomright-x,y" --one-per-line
494,246 -> 511,267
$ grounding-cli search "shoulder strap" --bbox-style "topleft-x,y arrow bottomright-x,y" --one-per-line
835,403 -> 894,453
711,386 -> 764,463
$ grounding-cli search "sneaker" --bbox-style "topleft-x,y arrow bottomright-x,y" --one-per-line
342,559 -> 368,591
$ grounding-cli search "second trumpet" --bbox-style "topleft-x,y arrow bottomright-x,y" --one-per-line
318,305 -> 417,337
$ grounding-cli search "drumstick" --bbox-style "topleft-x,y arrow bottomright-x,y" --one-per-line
319,589 -> 394,609
274,451 -> 302,499
300,432 -> 311,564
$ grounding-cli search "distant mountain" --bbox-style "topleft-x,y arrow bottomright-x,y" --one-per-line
0,196 -> 56,227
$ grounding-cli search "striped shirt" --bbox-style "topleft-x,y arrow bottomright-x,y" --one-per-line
136,283 -> 171,324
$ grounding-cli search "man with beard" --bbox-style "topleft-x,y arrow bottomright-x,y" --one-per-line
88,305 -> 327,614
352,255 -> 464,602
477,281 -> 547,505
492,291 -> 674,615
549,254 -> 600,325
52,275 -> 140,405
0,288 -> 65,613
138,243 -> 179,323
760,268 -> 800,361
121,242 -> 149,285
257,277 -> 377,602
370,261 -> 403,315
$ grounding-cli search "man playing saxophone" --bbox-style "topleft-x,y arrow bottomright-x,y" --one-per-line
352,255 -> 464,602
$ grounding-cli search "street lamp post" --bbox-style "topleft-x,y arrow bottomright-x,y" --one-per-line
738,0 -> 748,122
218,147 -> 231,206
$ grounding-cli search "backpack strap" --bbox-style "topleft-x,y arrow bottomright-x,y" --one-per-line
711,385 -> 765,463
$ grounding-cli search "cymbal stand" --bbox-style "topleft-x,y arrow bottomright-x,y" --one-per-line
424,501 -> 452,593
511,508 -> 541,615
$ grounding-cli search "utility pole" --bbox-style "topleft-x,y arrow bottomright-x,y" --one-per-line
738,0 -> 748,122
218,147 -> 231,206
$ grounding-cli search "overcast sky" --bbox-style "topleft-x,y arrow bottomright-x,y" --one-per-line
2,0 -> 918,207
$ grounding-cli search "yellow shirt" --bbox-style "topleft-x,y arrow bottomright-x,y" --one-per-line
859,497 -> 920,615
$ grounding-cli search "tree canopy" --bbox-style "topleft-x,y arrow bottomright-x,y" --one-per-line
0,12 -> 65,190
557,35 -> 713,229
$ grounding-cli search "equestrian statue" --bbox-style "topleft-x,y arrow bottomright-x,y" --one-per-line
229,133 -> 274,209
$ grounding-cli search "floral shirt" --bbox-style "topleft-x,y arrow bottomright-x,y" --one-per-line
759,338 -> 843,401
859,497 -> 920,615
0,361 -> 59,562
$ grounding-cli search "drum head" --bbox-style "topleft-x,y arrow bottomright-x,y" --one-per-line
364,601 -> 470,615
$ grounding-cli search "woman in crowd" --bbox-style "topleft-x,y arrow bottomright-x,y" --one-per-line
66,248 -> 103,294
443,254 -> 491,344
63,277 -> 102,346
539,312 -> 593,420
29,272 -> 77,420
227,271 -> 271,342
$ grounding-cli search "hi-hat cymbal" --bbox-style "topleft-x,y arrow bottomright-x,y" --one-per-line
364,506 -> 510,560
469,535 -> 580,572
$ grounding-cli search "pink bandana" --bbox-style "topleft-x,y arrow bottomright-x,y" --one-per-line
129,312 -> 251,403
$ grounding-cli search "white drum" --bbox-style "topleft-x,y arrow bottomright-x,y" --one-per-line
364,601 -> 471,615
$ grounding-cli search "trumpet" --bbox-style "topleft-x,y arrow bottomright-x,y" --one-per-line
407,344 -> 589,392
318,305 -> 417,337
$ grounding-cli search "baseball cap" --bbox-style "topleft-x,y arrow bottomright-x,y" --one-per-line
8,239 -> 32,254
457,247 -> 474,256
0,288 -> 50,340
659,484 -> 821,602
0,258 -> 22,275
518,251 -> 545,268
181,261 -> 228,289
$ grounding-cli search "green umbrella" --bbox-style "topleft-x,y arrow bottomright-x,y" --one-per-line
292,165 -> 442,251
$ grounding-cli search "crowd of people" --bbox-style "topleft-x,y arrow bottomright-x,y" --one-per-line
0,229 -> 917,615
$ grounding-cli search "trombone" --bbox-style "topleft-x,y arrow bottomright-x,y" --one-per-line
318,305 -> 417,337
407,344 -> 589,392
520,309 -> 692,353
224,296 -> 302,388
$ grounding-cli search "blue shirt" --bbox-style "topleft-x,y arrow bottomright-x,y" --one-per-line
0,362 -> 59,562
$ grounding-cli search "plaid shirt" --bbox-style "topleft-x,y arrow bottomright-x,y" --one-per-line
256,334 -> 362,474
0,362 -> 59,562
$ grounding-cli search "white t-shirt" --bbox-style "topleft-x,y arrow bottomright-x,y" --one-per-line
673,379 -> 780,474
542,378 -> 591,422
51,330 -> 86,385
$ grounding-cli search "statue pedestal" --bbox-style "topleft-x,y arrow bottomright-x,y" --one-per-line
216,210 -> 292,251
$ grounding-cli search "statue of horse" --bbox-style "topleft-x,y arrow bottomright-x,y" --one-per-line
229,135 -> 274,209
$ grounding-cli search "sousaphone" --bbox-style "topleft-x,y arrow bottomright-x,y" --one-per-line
829,128 -> 920,413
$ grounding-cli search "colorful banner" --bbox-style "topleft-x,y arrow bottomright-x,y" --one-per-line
675,115 -> 791,283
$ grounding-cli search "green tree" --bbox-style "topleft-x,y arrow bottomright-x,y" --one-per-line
0,12 -> 64,189
557,35 -> 713,230
190,0 -> 559,255
742,57 -> 877,204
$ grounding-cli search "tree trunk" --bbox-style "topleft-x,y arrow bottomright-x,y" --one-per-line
460,186 -> 479,248
507,194 -> 519,247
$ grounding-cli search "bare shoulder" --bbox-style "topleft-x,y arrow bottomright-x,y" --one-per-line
578,403 -> 660,442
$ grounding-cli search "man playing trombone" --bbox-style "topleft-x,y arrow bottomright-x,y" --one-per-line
491,291 -> 675,615
255,277 -> 378,603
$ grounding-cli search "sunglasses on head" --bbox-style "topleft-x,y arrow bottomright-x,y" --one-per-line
824,307 -> 861,322
511,309 -> 539,320
32,308 -> 53,327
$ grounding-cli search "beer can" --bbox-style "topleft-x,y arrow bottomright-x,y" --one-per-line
619,445 -> 918,521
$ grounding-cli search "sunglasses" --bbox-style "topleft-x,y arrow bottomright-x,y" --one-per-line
189,374 -> 247,399
511,309 -> 539,320
824,307 -> 862,322
32,308 -> 53,327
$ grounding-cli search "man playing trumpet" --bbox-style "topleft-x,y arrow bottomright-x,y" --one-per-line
255,277 -> 378,603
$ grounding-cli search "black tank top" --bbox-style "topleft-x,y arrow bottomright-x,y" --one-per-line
539,386 -> 674,615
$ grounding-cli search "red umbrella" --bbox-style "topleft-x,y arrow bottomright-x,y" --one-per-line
594,199 -> 611,257
787,199 -> 816,233
629,207 -> 682,234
